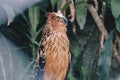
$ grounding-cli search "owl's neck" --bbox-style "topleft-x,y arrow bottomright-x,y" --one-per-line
44,23 -> 66,34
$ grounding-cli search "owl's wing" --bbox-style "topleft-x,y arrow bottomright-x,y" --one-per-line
34,43 -> 46,80
35,26 -> 49,67
34,27 -> 51,80
37,44 -> 46,65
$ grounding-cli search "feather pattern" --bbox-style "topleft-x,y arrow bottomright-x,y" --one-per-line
36,11 -> 70,80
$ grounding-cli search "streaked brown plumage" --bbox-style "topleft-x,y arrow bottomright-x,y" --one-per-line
36,11 -> 70,80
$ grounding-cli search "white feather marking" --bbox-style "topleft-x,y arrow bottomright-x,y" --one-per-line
55,13 -> 64,18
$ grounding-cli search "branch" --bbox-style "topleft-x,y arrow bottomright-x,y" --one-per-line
61,0 -> 75,22
86,4 -> 120,64
99,34 -> 104,56
61,0 -> 66,8
69,0 -> 75,22
86,4 -> 108,39
116,35 -> 120,53
112,44 -> 120,63
100,2 -> 106,23
93,0 -> 98,11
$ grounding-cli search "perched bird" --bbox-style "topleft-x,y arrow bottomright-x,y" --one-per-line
35,11 -> 70,80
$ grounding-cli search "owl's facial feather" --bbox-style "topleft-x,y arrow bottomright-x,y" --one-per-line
46,12 -> 68,27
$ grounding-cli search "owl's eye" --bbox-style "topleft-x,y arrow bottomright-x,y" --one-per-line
54,16 -> 60,21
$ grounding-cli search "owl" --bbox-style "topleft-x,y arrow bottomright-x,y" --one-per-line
35,11 -> 70,80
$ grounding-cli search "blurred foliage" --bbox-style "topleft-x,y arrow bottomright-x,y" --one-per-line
75,0 -> 87,29
98,32 -> 113,80
111,0 -> 120,32
0,33 -> 32,80
0,0 -> 120,80
28,4 -> 40,59
115,16 -> 120,32
50,0 -> 57,8
111,0 -> 120,19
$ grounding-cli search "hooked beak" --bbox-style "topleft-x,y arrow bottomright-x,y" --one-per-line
56,10 -> 68,26
63,17 -> 68,26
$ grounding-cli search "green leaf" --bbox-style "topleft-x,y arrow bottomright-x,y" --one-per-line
67,24 -> 80,80
61,0 -> 71,13
81,66 -> 86,80
28,5 -> 40,32
98,32 -> 113,80
115,16 -> 120,32
69,34 -> 80,57
33,40 -> 39,46
57,0 -> 62,10
75,0 -> 87,29
28,4 -> 41,59
105,0 -> 111,8
35,25 -> 44,39
111,0 -> 120,18
67,67 -> 77,80
39,0 -> 49,12
50,0 -> 57,9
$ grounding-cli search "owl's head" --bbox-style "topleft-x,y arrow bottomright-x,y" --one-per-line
46,11 -> 68,27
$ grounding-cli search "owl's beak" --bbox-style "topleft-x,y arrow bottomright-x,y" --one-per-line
57,10 -> 68,26
63,17 -> 68,26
